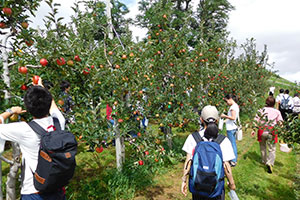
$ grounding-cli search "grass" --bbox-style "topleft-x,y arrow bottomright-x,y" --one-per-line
133,127 -> 298,200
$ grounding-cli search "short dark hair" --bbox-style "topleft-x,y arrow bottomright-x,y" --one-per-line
265,96 -> 275,107
224,94 -> 237,102
279,89 -> 284,93
60,80 -> 70,92
24,86 -> 52,118
285,89 -> 289,94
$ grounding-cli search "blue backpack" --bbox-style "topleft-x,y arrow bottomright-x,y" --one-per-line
189,132 -> 225,198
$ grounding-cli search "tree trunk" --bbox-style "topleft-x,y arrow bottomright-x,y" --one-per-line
166,127 -> 173,149
6,143 -> 21,200
105,0 -> 113,40
1,31 -> 13,99
1,30 -> 22,200
114,122 -> 125,169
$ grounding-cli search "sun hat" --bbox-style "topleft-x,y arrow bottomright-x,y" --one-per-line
201,105 -> 219,122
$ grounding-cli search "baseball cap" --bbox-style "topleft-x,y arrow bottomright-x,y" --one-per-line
201,105 -> 219,122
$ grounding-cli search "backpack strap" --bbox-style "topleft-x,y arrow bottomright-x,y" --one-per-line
213,134 -> 226,145
192,131 -> 203,143
53,117 -> 61,131
28,121 -> 47,136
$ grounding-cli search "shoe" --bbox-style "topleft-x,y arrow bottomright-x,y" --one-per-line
230,161 -> 237,167
266,164 -> 273,173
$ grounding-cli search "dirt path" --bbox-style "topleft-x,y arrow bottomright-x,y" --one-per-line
134,129 -> 257,200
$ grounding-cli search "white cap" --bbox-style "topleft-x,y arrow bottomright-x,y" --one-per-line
201,105 -> 219,122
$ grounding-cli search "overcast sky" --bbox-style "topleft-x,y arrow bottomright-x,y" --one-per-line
29,0 -> 300,83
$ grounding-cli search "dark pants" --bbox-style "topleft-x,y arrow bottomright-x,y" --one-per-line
192,189 -> 225,200
21,190 -> 65,200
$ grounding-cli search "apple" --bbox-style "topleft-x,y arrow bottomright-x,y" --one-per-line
108,51 -> 113,55
83,68 -> 90,75
163,14 -> 167,18
67,60 -> 74,66
118,119 -> 123,123
138,160 -> 144,166
25,40 -> 34,47
21,22 -> 28,29
18,66 -> 28,74
137,132 -> 142,137
20,84 -> 28,91
145,151 -> 149,156
91,65 -> 95,69
32,75 -> 40,85
2,8 -> 12,15
122,54 -> 127,60
74,55 -> 81,62
56,57 -> 65,66
0,22 -> 6,29
40,58 -> 48,66
58,99 -> 64,106
95,146 -> 104,153
115,64 -> 120,69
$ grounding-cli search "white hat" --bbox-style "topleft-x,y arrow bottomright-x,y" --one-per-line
201,105 -> 219,122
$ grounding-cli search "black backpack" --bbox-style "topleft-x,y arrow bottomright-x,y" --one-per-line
28,117 -> 77,193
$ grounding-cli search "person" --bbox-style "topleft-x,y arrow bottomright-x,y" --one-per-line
292,93 -> 300,117
280,89 -> 294,120
0,78 -> 66,199
220,94 -> 240,166
252,96 -> 283,174
60,80 -> 75,124
269,86 -> 275,96
181,105 -> 236,200
275,89 -> 284,110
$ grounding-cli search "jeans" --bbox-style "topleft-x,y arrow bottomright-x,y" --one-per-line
227,129 -> 238,163
21,194 -> 65,200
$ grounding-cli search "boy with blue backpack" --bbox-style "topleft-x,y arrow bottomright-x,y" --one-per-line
181,105 -> 236,199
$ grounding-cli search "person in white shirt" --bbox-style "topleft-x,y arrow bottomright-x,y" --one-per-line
181,105 -> 236,200
280,89 -> 294,120
0,78 -> 66,200
269,86 -> 275,96
275,89 -> 284,110
292,93 -> 300,115
220,94 -> 240,166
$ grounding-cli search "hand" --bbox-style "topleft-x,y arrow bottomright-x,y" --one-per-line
10,106 -> 26,114
220,114 -> 226,118
181,181 -> 188,196
228,182 -> 236,190
251,131 -> 255,137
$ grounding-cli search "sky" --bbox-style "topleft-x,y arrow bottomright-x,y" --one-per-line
28,0 -> 300,83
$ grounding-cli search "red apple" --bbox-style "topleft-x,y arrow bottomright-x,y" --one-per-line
67,60 -> 74,66
32,75 -> 40,85
0,22 -> 6,29
82,68 -> 90,75
74,55 -> 81,62
20,84 -> 28,91
56,57 -> 65,66
138,160 -> 144,166
2,8 -> 12,15
95,146 -> 104,153
18,66 -> 28,74
118,119 -> 123,123
40,58 -> 48,66
25,40 -> 34,47
145,151 -> 149,156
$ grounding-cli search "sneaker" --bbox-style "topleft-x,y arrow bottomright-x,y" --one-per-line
266,164 -> 273,173
230,161 -> 237,167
